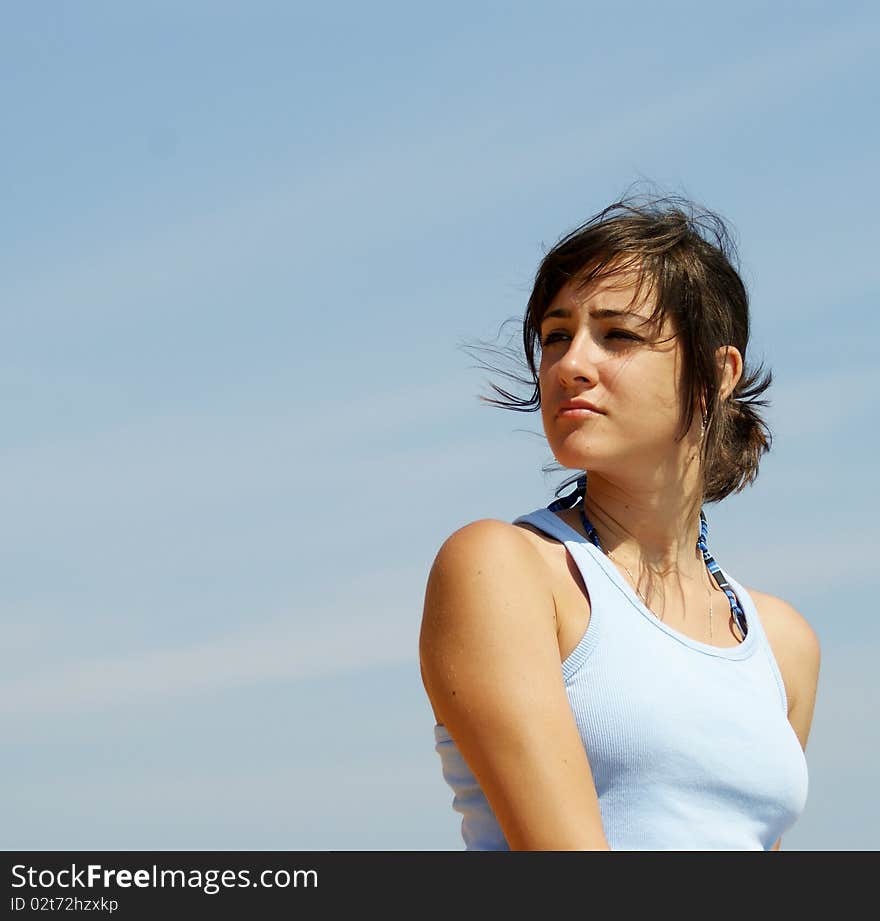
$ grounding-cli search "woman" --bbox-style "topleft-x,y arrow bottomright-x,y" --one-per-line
418,195 -> 821,851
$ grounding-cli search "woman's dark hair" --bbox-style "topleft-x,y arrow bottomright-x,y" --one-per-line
470,192 -> 772,505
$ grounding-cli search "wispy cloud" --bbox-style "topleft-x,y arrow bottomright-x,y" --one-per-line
7,12 -> 876,324
0,563 -> 425,718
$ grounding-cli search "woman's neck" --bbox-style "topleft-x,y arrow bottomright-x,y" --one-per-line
581,473 -> 705,578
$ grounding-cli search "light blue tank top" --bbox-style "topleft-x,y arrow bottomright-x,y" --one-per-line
433,506 -> 809,850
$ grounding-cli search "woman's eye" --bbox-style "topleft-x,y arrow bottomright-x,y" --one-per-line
540,329 -> 642,347
606,330 -> 640,341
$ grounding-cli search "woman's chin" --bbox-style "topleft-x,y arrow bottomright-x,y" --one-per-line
551,447 -> 604,471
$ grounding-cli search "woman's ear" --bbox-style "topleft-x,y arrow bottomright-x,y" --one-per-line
716,345 -> 743,402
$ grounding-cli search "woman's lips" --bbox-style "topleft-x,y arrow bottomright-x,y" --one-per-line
557,399 -> 603,417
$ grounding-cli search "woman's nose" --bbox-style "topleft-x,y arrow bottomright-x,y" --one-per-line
557,333 -> 600,386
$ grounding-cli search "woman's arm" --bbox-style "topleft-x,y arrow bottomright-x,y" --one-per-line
747,588 -> 822,853
419,518 -> 610,851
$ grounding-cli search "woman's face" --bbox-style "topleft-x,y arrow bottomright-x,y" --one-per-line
538,269 -> 699,481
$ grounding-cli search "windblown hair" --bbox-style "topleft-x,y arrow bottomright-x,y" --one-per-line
470,192 -> 773,504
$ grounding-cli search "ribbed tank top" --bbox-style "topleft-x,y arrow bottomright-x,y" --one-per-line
433,506 -> 809,850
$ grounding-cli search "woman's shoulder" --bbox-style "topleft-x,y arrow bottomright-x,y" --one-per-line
431,517 -> 541,566
744,587 -> 821,747
744,587 -> 821,658
428,517 -> 568,594
422,517 -> 556,635
420,517 -> 562,723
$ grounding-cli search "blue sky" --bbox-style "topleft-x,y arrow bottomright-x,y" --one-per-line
2,1 -> 878,850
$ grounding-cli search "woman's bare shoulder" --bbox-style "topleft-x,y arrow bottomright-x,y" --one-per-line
421,518 -> 551,633
419,517 -> 558,710
432,517 -> 539,561
745,588 -> 821,659
744,587 -> 821,748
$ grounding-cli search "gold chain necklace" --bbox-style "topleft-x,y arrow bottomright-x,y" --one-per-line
605,547 -> 714,641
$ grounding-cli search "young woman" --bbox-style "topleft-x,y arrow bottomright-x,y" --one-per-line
418,195 -> 821,851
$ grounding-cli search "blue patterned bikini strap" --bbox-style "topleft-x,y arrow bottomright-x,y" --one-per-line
547,475 -> 586,512
548,474 -> 748,638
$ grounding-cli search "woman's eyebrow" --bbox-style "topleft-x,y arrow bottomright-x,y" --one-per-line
541,306 -> 644,322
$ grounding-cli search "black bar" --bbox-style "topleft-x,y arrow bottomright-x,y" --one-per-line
4,850 -> 874,917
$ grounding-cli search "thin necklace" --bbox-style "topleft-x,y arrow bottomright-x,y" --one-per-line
604,545 -> 714,640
